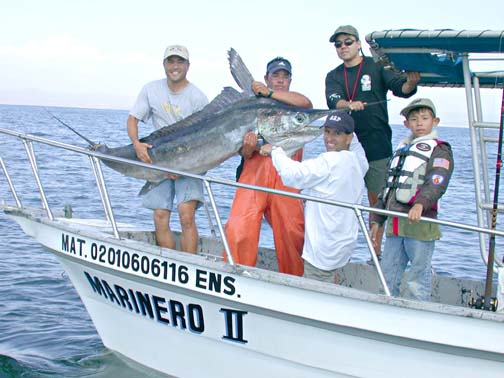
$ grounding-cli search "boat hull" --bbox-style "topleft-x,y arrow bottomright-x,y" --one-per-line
6,209 -> 504,377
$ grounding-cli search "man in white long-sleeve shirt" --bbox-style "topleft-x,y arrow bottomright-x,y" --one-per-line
260,112 -> 368,283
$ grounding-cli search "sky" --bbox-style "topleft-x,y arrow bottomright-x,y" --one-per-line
0,0 -> 503,126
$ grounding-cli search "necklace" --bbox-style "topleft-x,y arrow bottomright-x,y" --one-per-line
343,58 -> 363,103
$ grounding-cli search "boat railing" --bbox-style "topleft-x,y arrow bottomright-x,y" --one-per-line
2,127 -> 504,298
460,64 -> 504,283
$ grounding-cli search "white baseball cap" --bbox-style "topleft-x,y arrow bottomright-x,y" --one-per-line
163,45 -> 189,61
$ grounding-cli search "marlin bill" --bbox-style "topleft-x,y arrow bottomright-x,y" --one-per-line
94,48 -> 333,183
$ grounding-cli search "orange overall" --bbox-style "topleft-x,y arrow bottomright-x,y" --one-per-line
224,150 -> 305,276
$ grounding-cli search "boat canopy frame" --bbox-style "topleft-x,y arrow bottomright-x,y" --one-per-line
365,29 -> 504,274
365,29 -> 504,88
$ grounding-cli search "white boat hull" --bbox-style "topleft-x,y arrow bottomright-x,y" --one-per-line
6,207 -> 504,378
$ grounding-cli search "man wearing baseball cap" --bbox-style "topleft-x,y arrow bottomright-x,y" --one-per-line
225,55 -> 312,277
329,25 -> 360,43
162,45 -> 190,61
325,24 -> 421,260
259,111 -> 369,284
266,57 -> 292,76
126,44 -> 208,254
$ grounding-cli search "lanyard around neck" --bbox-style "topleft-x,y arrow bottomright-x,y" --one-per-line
343,58 -> 363,102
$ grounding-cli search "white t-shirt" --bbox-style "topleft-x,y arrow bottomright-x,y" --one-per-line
271,138 -> 368,270
130,79 -> 208,130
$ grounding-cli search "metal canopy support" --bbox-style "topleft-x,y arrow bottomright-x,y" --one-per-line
366,30 -> 504,286
462,55 -> 504,271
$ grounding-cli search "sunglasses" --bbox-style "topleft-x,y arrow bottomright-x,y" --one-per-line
334,38 -> 357,48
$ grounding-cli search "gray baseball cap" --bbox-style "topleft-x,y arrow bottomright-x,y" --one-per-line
266,58 -> 292,75
329,25 -> 359,43
400,98 -> 437,117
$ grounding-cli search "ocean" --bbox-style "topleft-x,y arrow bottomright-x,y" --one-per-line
0,104 -> 502,377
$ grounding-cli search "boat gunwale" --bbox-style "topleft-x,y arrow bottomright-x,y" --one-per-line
5,204 -> 504,325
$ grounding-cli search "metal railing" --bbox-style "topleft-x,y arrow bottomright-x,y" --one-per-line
2,127 -> 504,297
461,56 -> 504,273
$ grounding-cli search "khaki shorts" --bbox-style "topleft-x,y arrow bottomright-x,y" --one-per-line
365,158 -> 389,195
303,260 -> 345,284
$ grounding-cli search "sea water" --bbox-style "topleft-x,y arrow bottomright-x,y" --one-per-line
0,104 -> 502,377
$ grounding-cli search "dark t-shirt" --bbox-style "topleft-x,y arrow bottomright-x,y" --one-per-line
325,56 -> 416,162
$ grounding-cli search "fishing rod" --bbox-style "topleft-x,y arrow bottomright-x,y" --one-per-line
44,108 -> 96,147
342,98 -> 390,114
483,88 -> 504,311
304,99 -> 391,128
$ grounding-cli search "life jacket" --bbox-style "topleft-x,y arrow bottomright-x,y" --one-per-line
384,138 -> 442,205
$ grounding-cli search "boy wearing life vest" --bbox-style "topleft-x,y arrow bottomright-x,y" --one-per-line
370,98 -> 454,301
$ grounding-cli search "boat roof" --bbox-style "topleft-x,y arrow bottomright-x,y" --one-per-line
365,29 -> 504,88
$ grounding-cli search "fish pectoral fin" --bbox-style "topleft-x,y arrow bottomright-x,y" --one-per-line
138,181 -> 157,196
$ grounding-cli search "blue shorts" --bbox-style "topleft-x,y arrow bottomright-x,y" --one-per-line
141,177 -> 204,211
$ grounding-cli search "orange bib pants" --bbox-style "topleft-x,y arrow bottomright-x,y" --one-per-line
224,151 -> 304,276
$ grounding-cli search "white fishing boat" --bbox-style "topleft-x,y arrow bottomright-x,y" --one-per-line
1,29 -> 504,377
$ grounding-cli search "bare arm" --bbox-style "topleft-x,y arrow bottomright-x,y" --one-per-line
369,223 -> 383,250
251,81 -> 312,109
271,90 -> 312,108
127,114 -> 152,164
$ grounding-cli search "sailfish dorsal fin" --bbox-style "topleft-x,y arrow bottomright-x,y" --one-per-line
228,48 -> 255,96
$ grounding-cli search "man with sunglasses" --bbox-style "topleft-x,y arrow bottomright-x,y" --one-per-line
325,25 -> 420,259
224,57 -> 312,276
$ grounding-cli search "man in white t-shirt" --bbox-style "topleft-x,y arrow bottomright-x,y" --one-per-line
260,112 -> 368,283
126,45 -> 208,253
